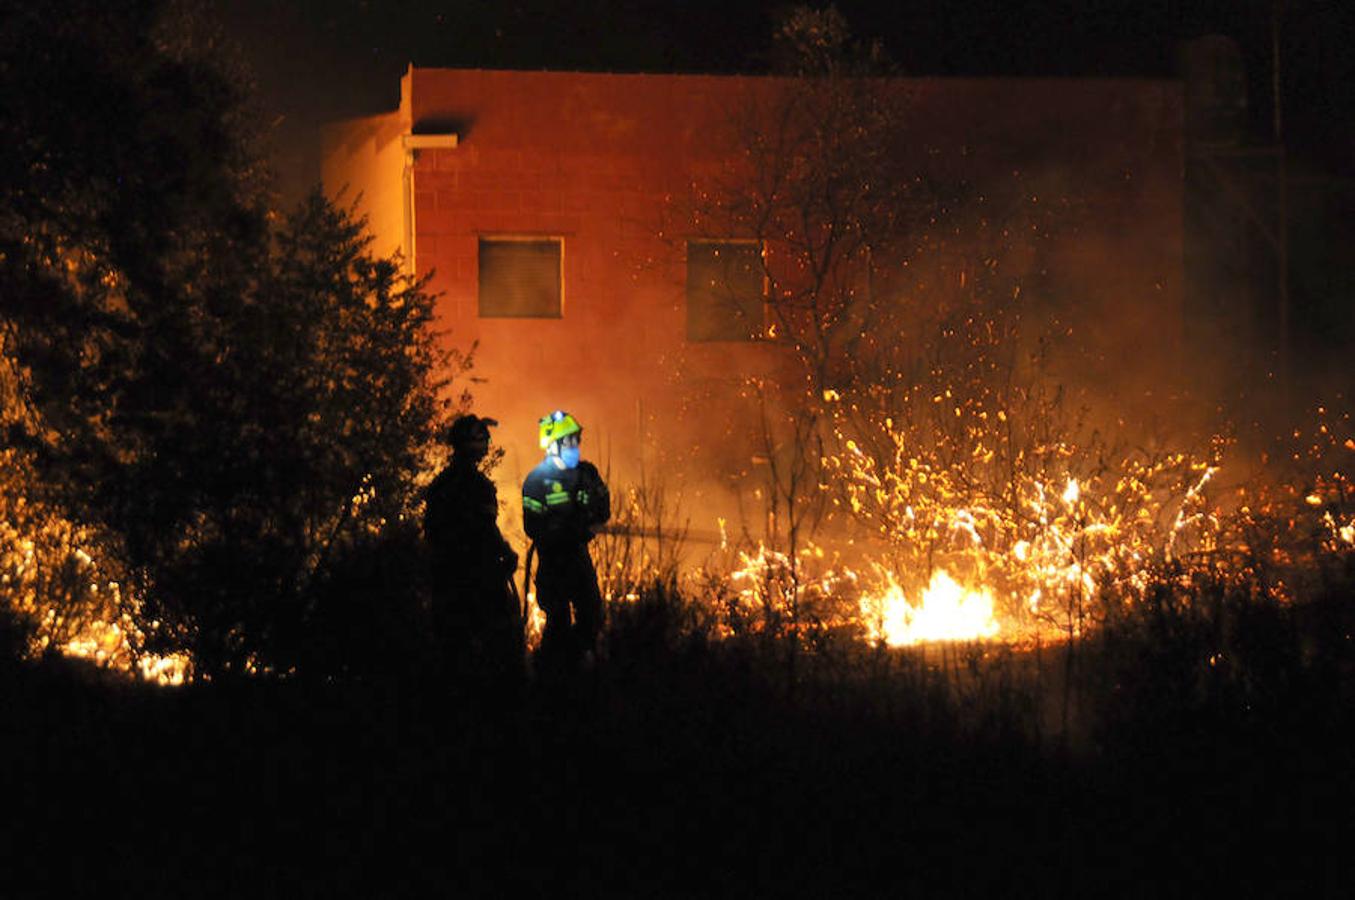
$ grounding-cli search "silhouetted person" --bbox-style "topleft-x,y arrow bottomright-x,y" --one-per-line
424,414 -> 522,695
522,410 -> 610,676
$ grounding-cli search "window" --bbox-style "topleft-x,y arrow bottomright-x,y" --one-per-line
478,237 -> 562,318
685,240 -> 766,342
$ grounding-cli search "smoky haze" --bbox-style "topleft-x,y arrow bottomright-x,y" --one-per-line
214,1 -> 1352,545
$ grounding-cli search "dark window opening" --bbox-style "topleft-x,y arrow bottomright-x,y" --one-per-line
686,240 -> 765,342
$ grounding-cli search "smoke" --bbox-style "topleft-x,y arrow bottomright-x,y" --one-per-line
327,61 -> 1348,564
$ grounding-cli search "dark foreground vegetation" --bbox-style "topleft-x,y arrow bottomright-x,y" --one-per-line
5,572 -> 1353,899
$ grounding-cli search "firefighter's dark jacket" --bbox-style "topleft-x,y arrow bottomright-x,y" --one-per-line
425,458 -> 515,582
522,459 -> 610,555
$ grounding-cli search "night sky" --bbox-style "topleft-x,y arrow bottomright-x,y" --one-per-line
215,0 -> 1355,198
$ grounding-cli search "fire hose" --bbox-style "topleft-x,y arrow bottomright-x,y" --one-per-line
592,523 -> 725,544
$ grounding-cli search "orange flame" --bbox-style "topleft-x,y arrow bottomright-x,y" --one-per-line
860,569 -> 1000,646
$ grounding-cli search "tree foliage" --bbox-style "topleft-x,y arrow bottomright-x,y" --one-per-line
0,0 -> 464,677
129,195 -> 459,676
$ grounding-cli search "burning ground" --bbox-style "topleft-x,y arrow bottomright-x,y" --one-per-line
6,357 -> 1354,895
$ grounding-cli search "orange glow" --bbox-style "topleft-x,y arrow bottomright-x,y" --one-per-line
860,569 -> 1000,646
62,622 -> 190,686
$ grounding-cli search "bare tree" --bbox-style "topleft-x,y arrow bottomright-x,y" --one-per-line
687,6 -> 1219,669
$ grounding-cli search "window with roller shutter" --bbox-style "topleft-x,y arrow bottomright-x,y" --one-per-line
478,237 -> 563,318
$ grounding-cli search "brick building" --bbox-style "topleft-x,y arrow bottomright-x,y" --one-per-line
322,67 -> 1183,525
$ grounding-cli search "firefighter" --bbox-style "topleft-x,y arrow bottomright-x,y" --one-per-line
522,410 -> 610,675
424,414 -> 522,693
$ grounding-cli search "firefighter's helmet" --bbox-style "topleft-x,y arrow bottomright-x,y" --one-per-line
538,410 -> 581,449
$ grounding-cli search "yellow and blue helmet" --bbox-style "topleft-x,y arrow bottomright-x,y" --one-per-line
538,410 -> 582,449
